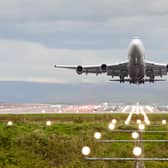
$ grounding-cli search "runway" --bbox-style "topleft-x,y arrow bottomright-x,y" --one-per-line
0,103 -> 167,114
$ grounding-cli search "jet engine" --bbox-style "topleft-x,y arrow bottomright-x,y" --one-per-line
76,65 -> 83,75
100,64 -> 107,73
167,64 -> 168,71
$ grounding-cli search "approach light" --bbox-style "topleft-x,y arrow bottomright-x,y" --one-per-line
133,146 -> 142,157
94,132 -> 102,140
139,124 -> 145,130
46,120 -> 52,126
82,146 -> 91,156
108,123 -> 115,130
7,121 -> 13,126
136,119 -> 141,124
145,119 -> 150,126
132,132 -> 139,139
162,120 -> 167,125
124,120 -> 129,125
59,110 -> 62,113
41,110 -> 46,113
111,119 -> 117,124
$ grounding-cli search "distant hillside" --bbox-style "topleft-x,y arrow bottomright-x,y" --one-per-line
0,81 -> 167,104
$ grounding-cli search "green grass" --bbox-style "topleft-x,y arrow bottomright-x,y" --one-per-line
0,114 -> 168,167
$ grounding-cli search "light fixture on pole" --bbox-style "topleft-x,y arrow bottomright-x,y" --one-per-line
94,132 -> 102,140
139,124 -> 145,130
46,120 -> 52,126
82,146 -> 91,156
132,132 -> 139,139
136,119 -> 141,124
162,120 -> 167,125
108,123 -> 115,130
111,119 -> 117,124
133,146 -> 142,157
7,121 -> 13,126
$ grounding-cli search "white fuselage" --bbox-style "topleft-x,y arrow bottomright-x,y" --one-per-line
128,38 -> 145,83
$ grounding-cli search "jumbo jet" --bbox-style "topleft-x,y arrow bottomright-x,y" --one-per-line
54,37 -> 168,84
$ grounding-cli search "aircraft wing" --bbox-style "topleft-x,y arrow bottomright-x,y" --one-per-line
145,61 -> 168,77
54,64 -> 108,74
54,62 -> 128,76
107,62 -> 128,77
54,65 -> 77,70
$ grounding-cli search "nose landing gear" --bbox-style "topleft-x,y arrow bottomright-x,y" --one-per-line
129,79 -> 144,84
149,75 -> 155,83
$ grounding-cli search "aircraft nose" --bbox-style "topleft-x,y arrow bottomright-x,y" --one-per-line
131,39 -> 141,50
132,39 -> 141,46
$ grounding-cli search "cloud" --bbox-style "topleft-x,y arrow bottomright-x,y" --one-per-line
0,1 -> 168,83
1,14 -> 168,50
0,0 -> 167,21
0,39 -> 127,83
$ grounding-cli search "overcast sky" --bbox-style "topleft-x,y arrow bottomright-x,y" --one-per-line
1,0 -> 168,83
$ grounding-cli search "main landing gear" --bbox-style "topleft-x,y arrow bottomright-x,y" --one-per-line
120,76 -> 125,83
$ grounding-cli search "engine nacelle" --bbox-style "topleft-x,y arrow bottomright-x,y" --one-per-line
167,64 -> 168,71
100,64 -> 107,73
76,65 -> 83,75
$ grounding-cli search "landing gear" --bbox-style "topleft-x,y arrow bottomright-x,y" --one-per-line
149,75 -> 155,83
120,76 -> 125,83
140,79 -> 145,84
129,80 -> 135,84
129,79 -> 144,84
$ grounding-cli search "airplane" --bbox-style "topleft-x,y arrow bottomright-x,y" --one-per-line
54,37 -> 168,84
